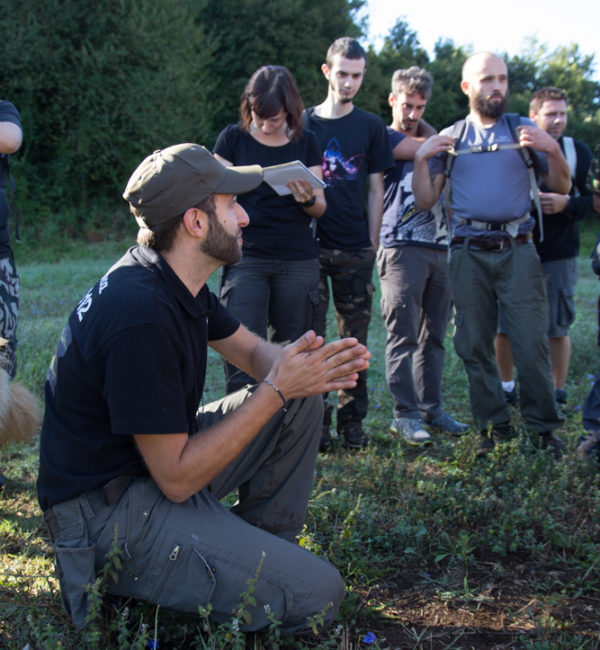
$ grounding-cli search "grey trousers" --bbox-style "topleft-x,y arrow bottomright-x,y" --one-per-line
45,389 -> 344,632
219,256 -> 320,394
377,246 -> 451,420
450,241 -> 561,432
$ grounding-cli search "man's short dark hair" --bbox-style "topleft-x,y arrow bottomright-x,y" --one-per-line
136,195 -> 216,252
391,67 -> 433,100
530,87 -> 568,114
326,37 -> 366,68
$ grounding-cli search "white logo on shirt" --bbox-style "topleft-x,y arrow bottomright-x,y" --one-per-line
76,289 -> 93,322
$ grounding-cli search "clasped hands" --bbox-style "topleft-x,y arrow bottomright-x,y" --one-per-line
265,330 -> 370,401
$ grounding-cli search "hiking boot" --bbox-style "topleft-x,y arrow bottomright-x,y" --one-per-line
425,411 -> 469,435
319,402 -> 334,452
576,434 -> 600,460
539,431 -> 566,459
390,417 -> 432,446
504,387 -> 519,405
554,388 -> 568,416
476,423 -> 514,457
554,388 -> 567,405
338,420 -> 369,450
476,433 -> 495,457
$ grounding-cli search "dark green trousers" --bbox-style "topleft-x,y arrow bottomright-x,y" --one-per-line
450,240 -> 562,433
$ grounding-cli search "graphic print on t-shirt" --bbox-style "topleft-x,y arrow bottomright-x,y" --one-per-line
322,138 -> 365,187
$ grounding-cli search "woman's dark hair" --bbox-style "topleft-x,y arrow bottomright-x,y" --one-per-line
239,65 -> 304,142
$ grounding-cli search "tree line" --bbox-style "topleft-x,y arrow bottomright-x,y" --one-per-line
1,0 -> 599,236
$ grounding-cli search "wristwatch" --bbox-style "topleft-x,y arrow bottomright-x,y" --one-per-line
301,196 -> 316,208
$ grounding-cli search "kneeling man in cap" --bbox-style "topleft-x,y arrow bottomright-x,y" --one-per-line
37,144 -> 369,632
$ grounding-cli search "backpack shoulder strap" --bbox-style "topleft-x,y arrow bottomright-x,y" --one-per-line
562,136 -> 577,175
445,119 -> 467,179
505,113 -> 531,165
506,113 -> 544,241
443,119 -> 467,234
562,136 -> 579,197
302,107 -> 314,131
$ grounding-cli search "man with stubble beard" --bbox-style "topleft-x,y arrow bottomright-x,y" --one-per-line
37,144 -> 370,631
412,52 -> 571,457
303,37 -> 393,450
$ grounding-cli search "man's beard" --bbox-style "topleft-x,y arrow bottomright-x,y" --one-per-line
201,217 -> 241,266
474,90 -> 509,119
331,80 -> 354,104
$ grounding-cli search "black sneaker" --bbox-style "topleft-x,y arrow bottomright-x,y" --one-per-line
539,431 -> 566,459
319,402 -> 334,452
504,387 -> 519,405
554,388 -> 567,404
554,388 -> 568,416
339,420 -> 369,450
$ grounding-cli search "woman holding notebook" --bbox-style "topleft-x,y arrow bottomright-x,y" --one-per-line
214,65 -> 326,394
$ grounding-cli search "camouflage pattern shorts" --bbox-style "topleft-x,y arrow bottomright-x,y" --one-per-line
0,254 -> 19,377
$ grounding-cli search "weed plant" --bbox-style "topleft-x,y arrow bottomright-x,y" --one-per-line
1,226 -> 600,648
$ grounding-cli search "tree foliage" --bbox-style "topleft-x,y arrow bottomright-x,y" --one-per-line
196,0 -> 365,143
359,18 -> 430,118
2,0 -> 216,216
506,41 -> 600,143
1,5 -> 599,227
424,39 -> 470,129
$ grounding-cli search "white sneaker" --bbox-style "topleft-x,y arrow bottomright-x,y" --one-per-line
390,417 -> 432,445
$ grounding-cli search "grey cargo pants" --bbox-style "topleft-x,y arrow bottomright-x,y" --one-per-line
44,388 -> 344,632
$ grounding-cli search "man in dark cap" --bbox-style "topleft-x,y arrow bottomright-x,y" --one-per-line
37,144 -> 369,632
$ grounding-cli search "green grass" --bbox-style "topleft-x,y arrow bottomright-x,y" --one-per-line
2,230 -> 600,648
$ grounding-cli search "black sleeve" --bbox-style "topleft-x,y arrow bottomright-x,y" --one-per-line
565,141 -> 595,222
213,125 -> 240,164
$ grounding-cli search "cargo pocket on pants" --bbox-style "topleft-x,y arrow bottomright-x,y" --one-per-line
557,288 -> 575,329
111,525 -> 217,613
151,536 -> 216,611
54,541 -> 97,629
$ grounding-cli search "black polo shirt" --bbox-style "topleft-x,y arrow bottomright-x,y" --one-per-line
37,245 -> 239,511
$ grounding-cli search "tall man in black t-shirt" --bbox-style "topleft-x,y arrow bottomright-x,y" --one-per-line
304,37 -> 394,450
37,144 -> 370,631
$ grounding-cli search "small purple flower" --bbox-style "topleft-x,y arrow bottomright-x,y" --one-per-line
362,631 -> 377,644
148,640 -> 159,649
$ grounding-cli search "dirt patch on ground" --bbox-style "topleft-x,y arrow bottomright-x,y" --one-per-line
350,563 -> 600,649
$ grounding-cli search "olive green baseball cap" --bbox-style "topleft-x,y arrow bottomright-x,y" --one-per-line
123,143 -> 263,228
